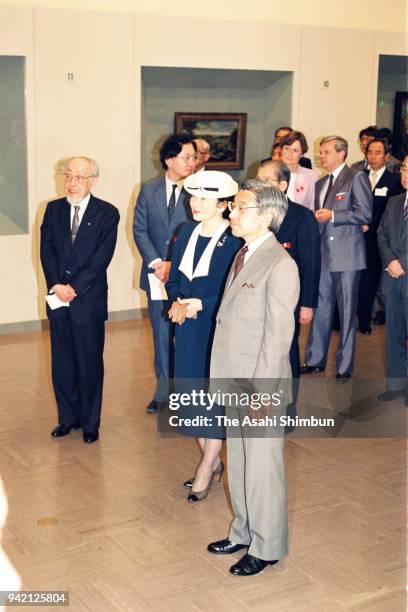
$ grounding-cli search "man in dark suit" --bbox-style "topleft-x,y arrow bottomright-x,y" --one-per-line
301,136 -> 372,382
133,135 -> 196,413
377,157 -> 408,403
257,160 -> 321,391
40,156 -> 120,443
357,138 -> 404,333
350,125 -> 378,172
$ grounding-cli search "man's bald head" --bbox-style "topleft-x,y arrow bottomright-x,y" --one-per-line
256,160 -> 290,193
194,139 -> 211,171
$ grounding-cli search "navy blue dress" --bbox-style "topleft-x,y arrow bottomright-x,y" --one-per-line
166,222 -> 242,438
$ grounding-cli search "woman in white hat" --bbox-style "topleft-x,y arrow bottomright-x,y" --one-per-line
166,171 -> 242,502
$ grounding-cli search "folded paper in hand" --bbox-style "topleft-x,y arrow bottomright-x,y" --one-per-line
45,293 -> 70,310
148,273 -> 168,300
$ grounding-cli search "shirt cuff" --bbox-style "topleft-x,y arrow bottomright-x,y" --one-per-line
148,258 -> 162,269
331,211 -> 334,222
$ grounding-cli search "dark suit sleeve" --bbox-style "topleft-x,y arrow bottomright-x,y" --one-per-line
70,207 -> 120,295
40,203 -> 60,291
377,203 -> 395,268
299,156 -> 312,169
298,211 -> 321,308
133,184 -> 161,265
333,171 -> 372,226
165,229 -> 186,303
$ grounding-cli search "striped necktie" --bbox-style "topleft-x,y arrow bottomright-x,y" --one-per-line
403,201 -> 408,223
233,245 -> 249,280
71,205 -> 80,243
168,184 -> 177,220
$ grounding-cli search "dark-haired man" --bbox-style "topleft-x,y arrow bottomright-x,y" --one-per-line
357,138 -> 403,333
351,125 -> 379,172
133,135 -> 196,413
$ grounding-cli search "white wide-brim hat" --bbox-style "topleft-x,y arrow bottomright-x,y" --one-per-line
184,170 -> 238,199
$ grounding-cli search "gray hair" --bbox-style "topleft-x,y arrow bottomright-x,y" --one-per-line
64,156 -> 99,177
258,160 -> 291,184
320,135 -> 348,159
239,178 -> 288,233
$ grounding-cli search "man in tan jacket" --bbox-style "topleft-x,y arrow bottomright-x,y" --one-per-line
207,180 -> 299,576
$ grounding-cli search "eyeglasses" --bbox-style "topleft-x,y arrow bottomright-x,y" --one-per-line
228,202 -> 261,213
176,154 -> 197,163
63,173 -> 95,183
400,165 -> 408,174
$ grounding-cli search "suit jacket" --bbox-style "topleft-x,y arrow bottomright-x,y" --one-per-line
352,157 -> 401,175
276,200 -> 321,308
210,234 -> 299,391
289,165 -> 318,211
314,166 -> 372,272
377,192 -> 408,295
299,156 -> 312,169
367,168 -> 403,231
133,177 -> 192,293
40,194 -> 120,323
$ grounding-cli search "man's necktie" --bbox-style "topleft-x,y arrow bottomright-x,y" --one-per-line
233,245 -> 248,280
322,174 -> 334,208
168,184 -> 177,220
370,171 -> 378,190
71,205 -> 80,243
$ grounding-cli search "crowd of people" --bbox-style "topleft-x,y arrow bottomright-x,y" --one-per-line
39,124 -> 407,577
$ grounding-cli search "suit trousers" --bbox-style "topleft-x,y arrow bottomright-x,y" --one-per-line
49,310 -> 105,432
357,234 -> 382,329
227,412 -> 288,561
305,270 -> 361,374
147,298 -> 174,402
289,306 -> 301,402
385,279 -> 408,391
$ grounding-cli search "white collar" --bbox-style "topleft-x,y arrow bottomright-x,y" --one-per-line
245,231 -> 273,260
368,166 -> 386,181
178,221 -> 228,281
330,163 -> 346,182
67,193 -> 90,208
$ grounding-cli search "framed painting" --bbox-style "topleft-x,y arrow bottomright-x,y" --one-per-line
392,91 -> 408,159
174,112 -> 247,170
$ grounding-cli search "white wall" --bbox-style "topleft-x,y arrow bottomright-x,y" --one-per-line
0,6 -> 406,326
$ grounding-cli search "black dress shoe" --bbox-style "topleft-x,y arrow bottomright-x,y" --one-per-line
373,311 -> 385,326
359,327 -> 372,335
300,365 -> 325,374
207,539 -> 248,555
336,373 -> 351,383
51,424 -> 79,438
229,553 -> 278,576
83,431 -> 99,444
146,400 -> 158,414
378,389 -> 405,401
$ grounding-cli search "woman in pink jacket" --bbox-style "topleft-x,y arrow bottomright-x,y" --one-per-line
281,130 -> 318,211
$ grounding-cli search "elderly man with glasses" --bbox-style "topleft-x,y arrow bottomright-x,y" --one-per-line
207,180 -> 299,576
40,156 -> 120,443
133,135 -> 197,413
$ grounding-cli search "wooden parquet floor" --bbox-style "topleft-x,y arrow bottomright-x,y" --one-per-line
0,320 -> 406,612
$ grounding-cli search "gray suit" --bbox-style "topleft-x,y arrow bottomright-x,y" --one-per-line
210,234 -> 299,561
133,177 -> 192,399
305,166 -> 372,374
377,192 -> 407,390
